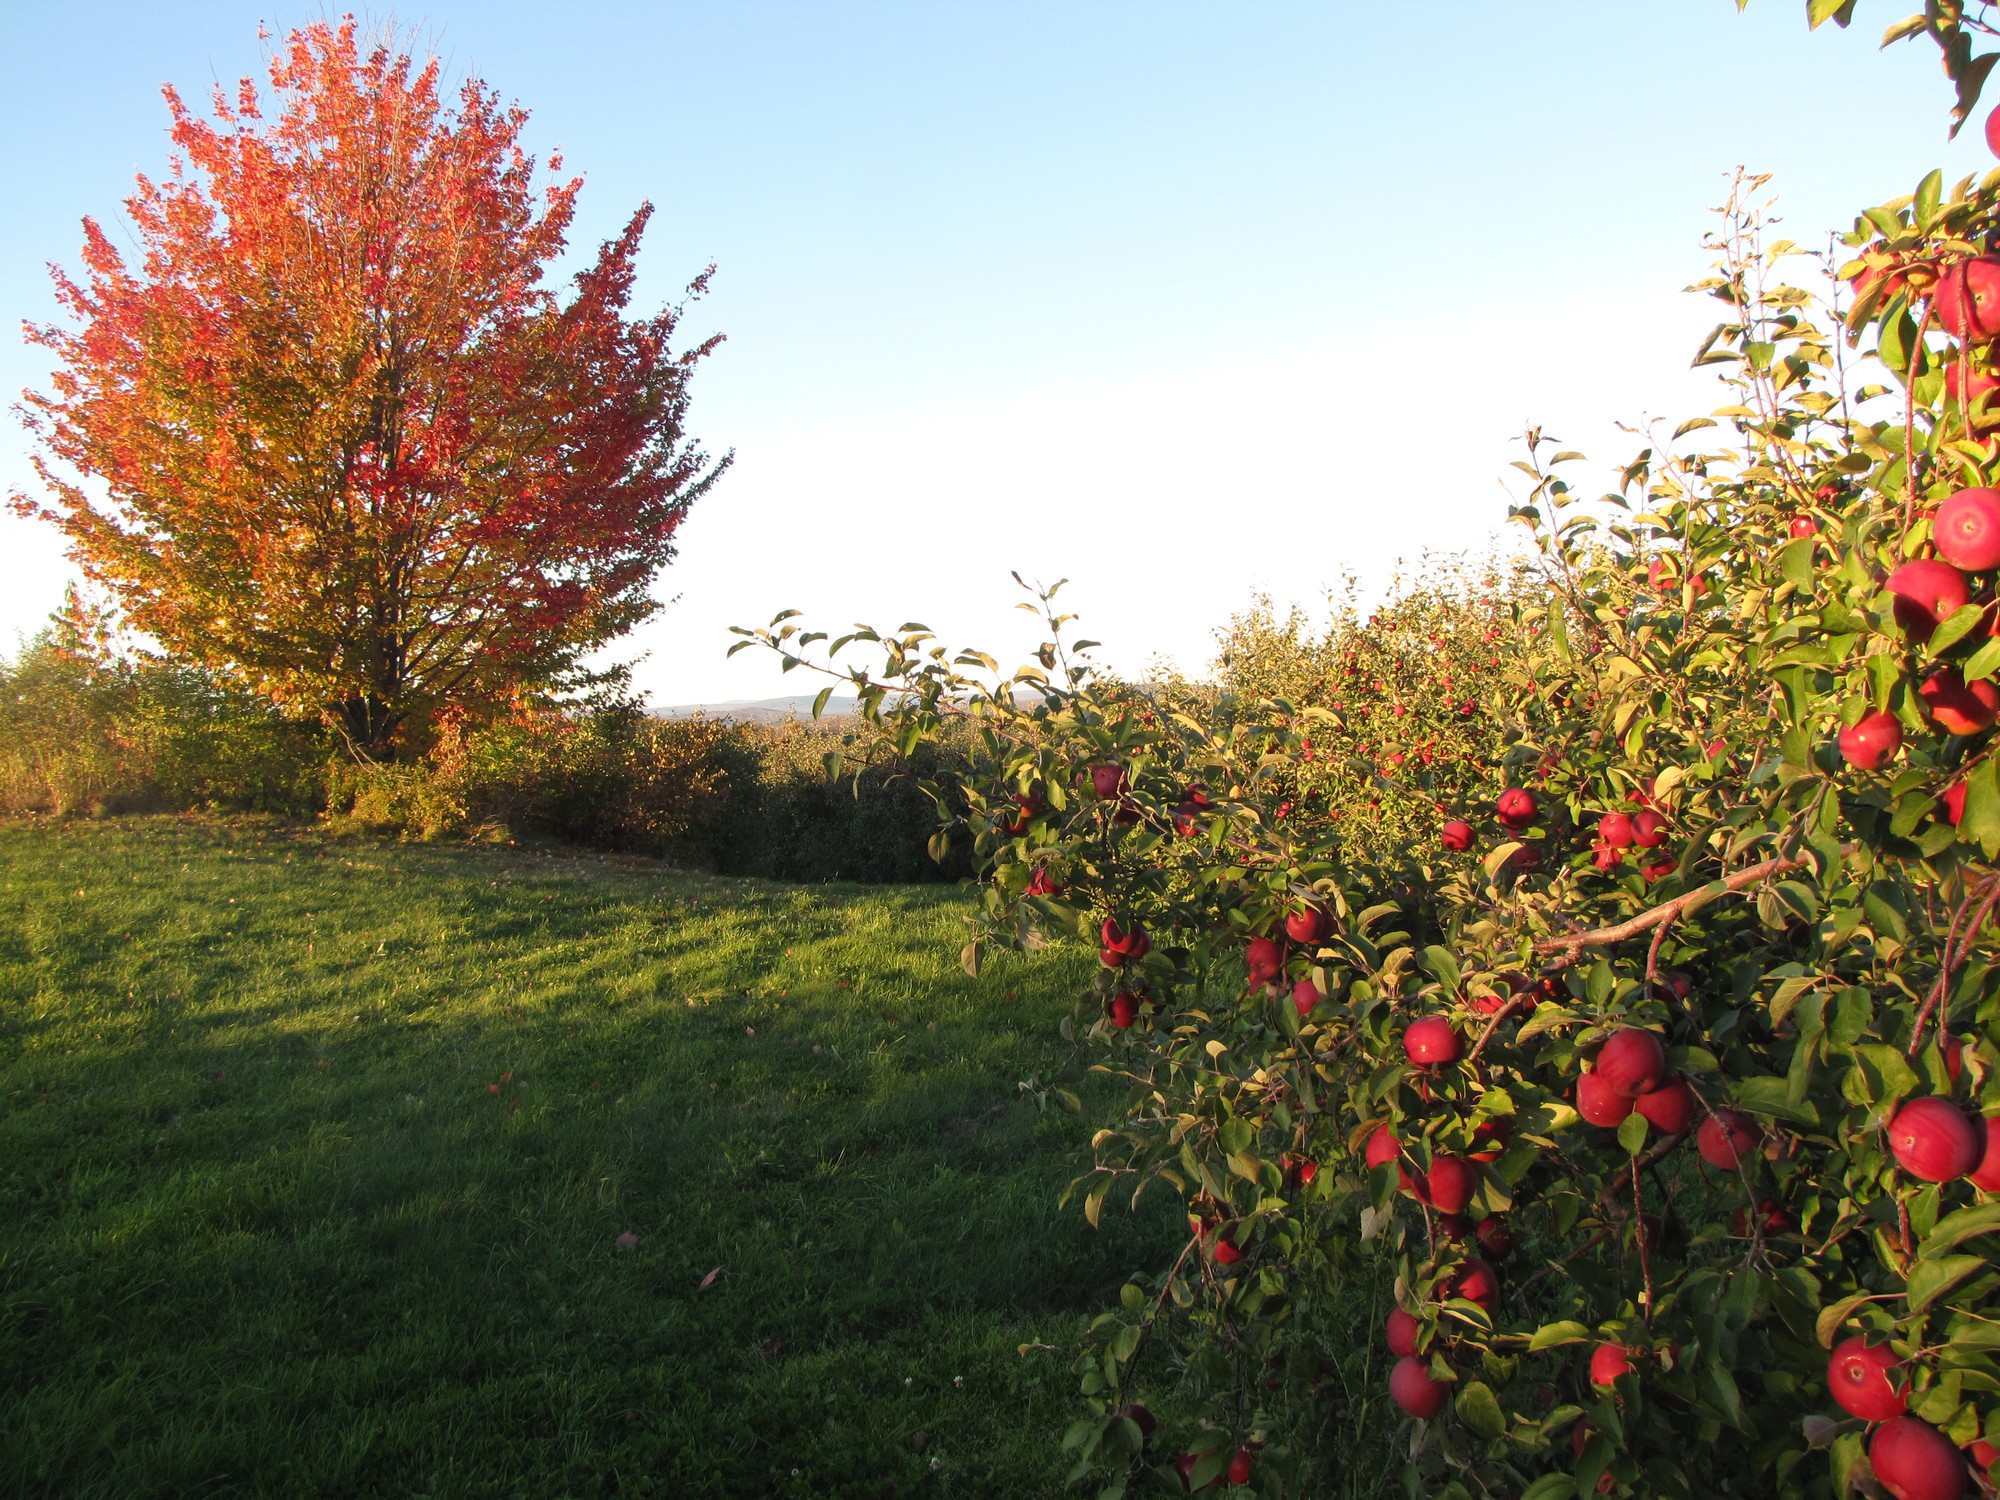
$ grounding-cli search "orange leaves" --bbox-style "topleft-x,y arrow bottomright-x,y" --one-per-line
19,19 -> 725,758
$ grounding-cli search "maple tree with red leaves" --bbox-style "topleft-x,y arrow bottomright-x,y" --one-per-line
13,19 -> 728,756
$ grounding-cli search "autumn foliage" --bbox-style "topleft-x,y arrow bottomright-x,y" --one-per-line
15,20 -> 726,755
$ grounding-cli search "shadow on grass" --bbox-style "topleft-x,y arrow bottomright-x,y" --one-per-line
0,818 -> 1180,1499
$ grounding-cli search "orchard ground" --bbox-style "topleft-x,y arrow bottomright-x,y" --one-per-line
0,817 -> 1196,1499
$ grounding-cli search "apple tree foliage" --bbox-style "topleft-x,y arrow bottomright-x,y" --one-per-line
733,32 -> 2000,1500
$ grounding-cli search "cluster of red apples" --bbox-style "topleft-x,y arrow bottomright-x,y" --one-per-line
1854,482 -> 2000,789
1440,785 -> 1677,883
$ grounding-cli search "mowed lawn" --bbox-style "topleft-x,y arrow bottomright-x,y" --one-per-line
0,818 -> 1178,1499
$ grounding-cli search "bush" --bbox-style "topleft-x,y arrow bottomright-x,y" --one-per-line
0,603 -> 322,817
324,704 -> 973,883
1,604 -> 965,883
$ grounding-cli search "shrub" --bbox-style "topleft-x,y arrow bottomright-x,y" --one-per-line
322,704 -> 972,882
0,601 -> 322,816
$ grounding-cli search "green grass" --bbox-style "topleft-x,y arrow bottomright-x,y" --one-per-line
0,817 -> 1179,1499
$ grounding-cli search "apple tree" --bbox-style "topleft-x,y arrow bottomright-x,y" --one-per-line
733,27 -> 2000,1500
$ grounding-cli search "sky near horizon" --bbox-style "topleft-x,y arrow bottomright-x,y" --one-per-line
0,3 -> 1991,705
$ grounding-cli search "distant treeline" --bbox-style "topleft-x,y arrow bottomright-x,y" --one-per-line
0,619 -> 970,885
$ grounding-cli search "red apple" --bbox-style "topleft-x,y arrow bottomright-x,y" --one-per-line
1281,1153 -> 1318,1189
1448,1258 -> 1500,1310
1090,764 -> 1126,799
1365,1124 -> 1412,1190
1117,1401 -> 1157,1444
1212,1222 -> 1247,1265
1987,102 -> 2000,158
1290,977 -> 1321,1018
1404,1016 -> 1462,1066
1474,1215 -> 1514,1260
1945,357 -> 2000,427
1589,1342 -> 1637,1389
1175,1449 -> 1221,1492
1496,787 -> 1538,829
1698,1109 -> 1758,1169
1100,919 -> 1150,968
1968,1114 -> 2000,1192
1942,781 -> 1970,826
1440,819 -> 1474,851
1634,1076 -> 1696,1136
1227,1449 -> 1252,1486
1936,488 -> 2000,571
1386,1306 -> 1420,1357
1576,1070 -> 1635,1127
1389,1355 -> 1449,1418
1109,993 -> 1140,1029
1888,560 -> 1971,642
1596,1028 -> 1668,1096
1245,935 -> 1287,986
1920,668 -> 2000,736
1937,257 -> 2000,341
1790,514 -> 1819,539
1732,1198 -> 1791,1238
1870,1416 -> 1969,1500
1841,711 -> 1905,771
1598,812 -> 1635,847
1829,1338 -> 1906,1422
1591,843 -> 1623,872
1285,905 -> 1332,945
1416,1154 -> 1474,1215
1889,1098 -> 1982,1182
1468,1116 -> 1511,1162
1631,809 -> 1669,848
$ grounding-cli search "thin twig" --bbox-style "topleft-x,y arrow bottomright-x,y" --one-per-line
1631,1155 -> 1654,1319
1911,872 -> 2000,1055
1512,1228 -> 1612,1304
1645,911 -> 1677,996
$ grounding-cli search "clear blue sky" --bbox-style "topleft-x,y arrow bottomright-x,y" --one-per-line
0,3 -> 1987,702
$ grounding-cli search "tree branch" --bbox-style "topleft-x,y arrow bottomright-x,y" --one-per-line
1534,854 -> 1803,959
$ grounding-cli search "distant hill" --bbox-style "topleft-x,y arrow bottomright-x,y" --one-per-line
654,694 -> 857,723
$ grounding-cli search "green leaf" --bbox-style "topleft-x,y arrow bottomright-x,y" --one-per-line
1909,1255 -> 1986,1313
1733,1075 -> 1820,1126
1961,755 -> 2000,858
1961,632 -> 2000,684
1767,974 -> 1819,1029
1931,602 -> 1988,657
1881,15 -> 1930,47
1923,1203 -> 2000,1258
1456,1380 -> 1506,1439
1528,1320 -> 1593,1351
1818,1292 -> 1875,1348
959,940 -> 982,978
1831,1430 -> 1865,1497
1618,1110 -> 1650,1156
1521,1477 -> 1579,1500
1778,537 -> 1817,595
1914,167 -> 1945,230
1421,945 -> 1462,991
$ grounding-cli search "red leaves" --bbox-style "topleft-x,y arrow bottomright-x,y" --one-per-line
19,20 -> 725,756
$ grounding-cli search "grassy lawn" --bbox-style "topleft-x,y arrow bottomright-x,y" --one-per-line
0,818 -> 1179,1499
